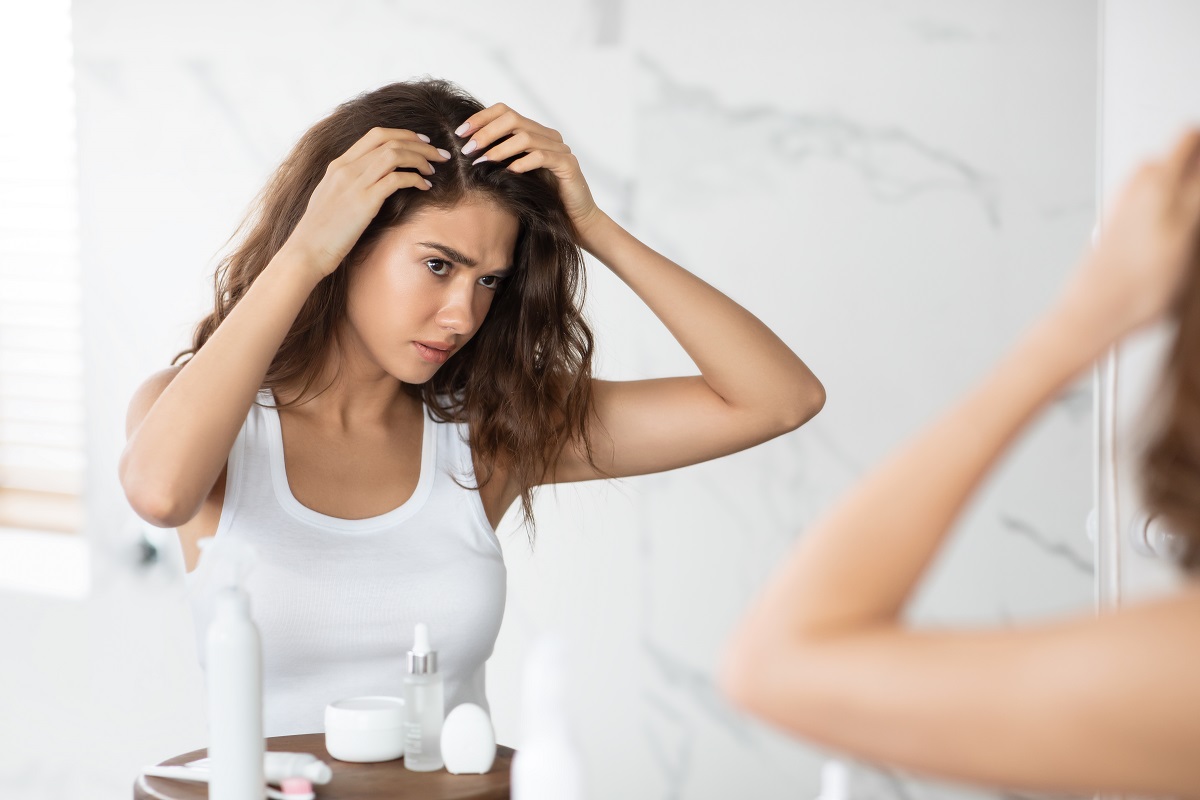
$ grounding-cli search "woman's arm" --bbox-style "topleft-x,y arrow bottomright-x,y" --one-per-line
120,128 -> 448,527
120,256 -> 323,527
719,131 -> 1200,794
456,105 -> 825,483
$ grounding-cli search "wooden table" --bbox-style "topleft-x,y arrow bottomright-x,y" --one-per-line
133,734 -> 513,800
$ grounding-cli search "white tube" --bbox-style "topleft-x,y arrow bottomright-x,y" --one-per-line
140,767 -> 300,800
263,752 -> 332,785
185,753 -> 333,785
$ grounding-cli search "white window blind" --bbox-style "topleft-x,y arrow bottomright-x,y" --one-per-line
0,1 -> 86,534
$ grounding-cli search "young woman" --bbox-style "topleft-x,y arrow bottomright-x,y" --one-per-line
119,79 -> 824,736
721,130 -> 1200,796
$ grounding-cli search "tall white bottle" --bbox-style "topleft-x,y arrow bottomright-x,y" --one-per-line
511,638 -> 586,800
403,622 -> 445,771
199,537 -> 265,800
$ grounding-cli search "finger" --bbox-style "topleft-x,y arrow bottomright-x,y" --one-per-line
454,103 -> 514,140
362,137 -> 451,170
506,149 -> 579,176
458,107 -> 563,155
470,131 -> 571,166
356,140 -> 443,186
367,170 -> 433,205
1169,129 -> 1200,215
335,128 -> 446,169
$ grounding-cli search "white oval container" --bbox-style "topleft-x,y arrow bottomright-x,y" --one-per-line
441,703 -> 496,774
324,696 -> 406,763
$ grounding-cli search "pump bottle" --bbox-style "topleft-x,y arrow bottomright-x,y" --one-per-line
199,536 -> 265,800
403,622 -> 445,771
511,638 -> 586,800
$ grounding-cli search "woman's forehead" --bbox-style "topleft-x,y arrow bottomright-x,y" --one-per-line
387,199 -> 519,265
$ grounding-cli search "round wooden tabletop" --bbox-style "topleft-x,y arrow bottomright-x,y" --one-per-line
133,734 -> 512,800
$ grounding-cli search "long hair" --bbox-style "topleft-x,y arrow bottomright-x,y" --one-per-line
1141,241 -> 1200,571
175,79 -> 598,534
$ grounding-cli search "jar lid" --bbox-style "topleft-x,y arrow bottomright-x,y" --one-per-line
324,696 -> 405,731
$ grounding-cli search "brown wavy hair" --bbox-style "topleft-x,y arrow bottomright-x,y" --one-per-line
175,79 -> 598,533
1141,239 -> 1200,571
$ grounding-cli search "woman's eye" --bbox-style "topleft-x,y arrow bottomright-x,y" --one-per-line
478,275 -> 503,289
424,259 -> 450,276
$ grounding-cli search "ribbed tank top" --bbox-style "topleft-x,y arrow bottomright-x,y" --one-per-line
184,390 -> 507,736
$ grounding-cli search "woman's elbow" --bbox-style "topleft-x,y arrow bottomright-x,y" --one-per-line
123,485 -> 192,529
719,627 -> 779,718
119,457 -> 194,528
780,377 -> 826,432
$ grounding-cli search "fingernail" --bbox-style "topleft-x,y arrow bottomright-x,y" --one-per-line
417,133 -> 431,143
461,140 -> 478,156
472,156 -> 489,166
428,164 -> 436,173
424,179 -> 433,188
437,148 -> 452,159
454,122 -> 470,137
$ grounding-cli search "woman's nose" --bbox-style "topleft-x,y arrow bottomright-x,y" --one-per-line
435,282 -> 477,334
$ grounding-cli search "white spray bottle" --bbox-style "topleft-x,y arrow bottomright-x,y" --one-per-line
510,637 -> 586,800
198,536 -> 265,800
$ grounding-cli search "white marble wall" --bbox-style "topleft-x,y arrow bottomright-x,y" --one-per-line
0,2 -> 1098,798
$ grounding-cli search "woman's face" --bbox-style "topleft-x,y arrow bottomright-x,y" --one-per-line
344,196 -> 520,384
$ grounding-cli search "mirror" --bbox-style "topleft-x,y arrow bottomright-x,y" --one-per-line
1,2 -> 1099,798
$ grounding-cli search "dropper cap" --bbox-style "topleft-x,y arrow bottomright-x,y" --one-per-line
407,622 -> 438,674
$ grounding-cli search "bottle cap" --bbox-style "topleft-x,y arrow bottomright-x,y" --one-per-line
279,777 -> 315,800
407,622 -> 438,674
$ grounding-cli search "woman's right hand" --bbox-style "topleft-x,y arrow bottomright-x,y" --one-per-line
1058,128 -> 1200,342
282,127 -> 451,279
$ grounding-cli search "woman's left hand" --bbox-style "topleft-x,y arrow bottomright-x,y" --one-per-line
455,103 -> 605,241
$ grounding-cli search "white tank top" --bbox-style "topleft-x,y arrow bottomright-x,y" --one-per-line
185,390 -> 507,737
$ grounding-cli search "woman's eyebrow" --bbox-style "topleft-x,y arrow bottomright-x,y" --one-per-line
417,241 -> 513,275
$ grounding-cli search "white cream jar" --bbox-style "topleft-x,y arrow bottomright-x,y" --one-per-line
324,696 -> 406,763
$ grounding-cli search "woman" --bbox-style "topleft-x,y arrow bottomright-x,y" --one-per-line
119,79 -> 824,735
721,130 -> 1200,796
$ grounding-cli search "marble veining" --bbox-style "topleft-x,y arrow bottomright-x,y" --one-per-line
182,58 -> 275,169
642,639 -> 760,746
636,55 -> 1001,225
999,513 -> 1094,575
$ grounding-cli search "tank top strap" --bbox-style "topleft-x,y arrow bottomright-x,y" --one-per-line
213,389 -> 278,539
426,403 -> 497,540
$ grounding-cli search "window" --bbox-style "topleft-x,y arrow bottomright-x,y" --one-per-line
0,0 -> 86,536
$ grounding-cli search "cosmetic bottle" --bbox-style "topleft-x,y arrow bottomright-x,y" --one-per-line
198,536 -> 265,800
511,638 -> 586,800
402,622 -> 445,771
814,760 -> 850,800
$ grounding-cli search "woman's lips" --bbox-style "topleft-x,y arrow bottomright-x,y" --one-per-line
413,341 -> 451,365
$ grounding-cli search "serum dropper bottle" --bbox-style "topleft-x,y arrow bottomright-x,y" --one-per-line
403,622 -> 445,771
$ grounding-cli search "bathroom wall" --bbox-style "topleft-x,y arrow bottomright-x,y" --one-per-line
0,2 -> 1097,798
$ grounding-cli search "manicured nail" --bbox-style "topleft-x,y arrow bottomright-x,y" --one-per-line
416,133 -> 431,143
472,156 -> 488,166
424,179 -> 433,188
461,140 -> 478,155
454,122 -> 470,137
428,164 -> 436,173
436,148 -> 452,159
